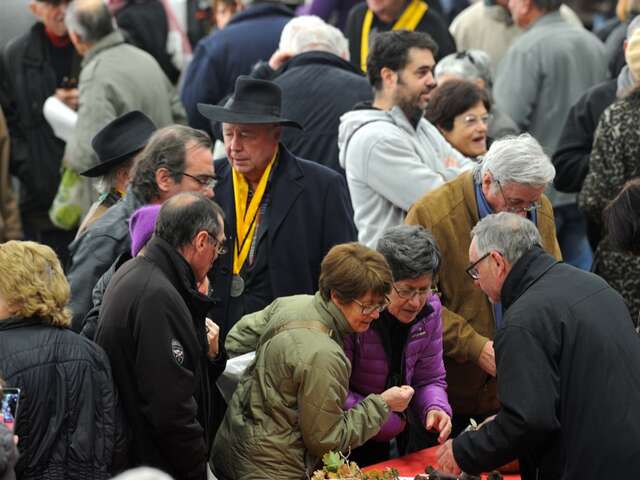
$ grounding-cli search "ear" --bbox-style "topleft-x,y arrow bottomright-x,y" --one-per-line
155,167 -> 176,197
29,1 -> 42,18
272,125 -> 282,142
474,78 -> 486,90
193,230 -> 210,252
380,67 -> 398,90
330,290 -> 342,306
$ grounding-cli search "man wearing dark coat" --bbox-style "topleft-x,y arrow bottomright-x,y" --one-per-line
95,192 -> 227,480
250,16 -> 372,173
197,76 -> 357,337
181,0 -> 294,137
345,0 -> 455,73
0,0 -> 80,265
436,212 -> 640,480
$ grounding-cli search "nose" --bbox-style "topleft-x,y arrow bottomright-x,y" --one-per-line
425,72 -> 436,88
369,309 -> 381,320
229,132 -> 242,151
407,293 -> 422,309
204,186 -> 215,199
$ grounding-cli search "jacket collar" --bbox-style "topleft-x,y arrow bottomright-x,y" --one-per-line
278,51 -> 363,76
526,10 -> 564,31
82,31 -> 125,67
501,245 -> 560,311
143,237 -> 214,315
0,316 -> 48,332
22,23 -> 49,66
227,2 -> 294,26
215,144 -> 304,239
312,292 -> 353,347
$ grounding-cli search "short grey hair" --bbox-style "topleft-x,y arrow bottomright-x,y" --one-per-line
279,16 -> 349,60
65,0 -> 115,44
435,50 -> 493,91
111,467 -> 174,480
475,133 -> 556,188
377,225 -> 441,281
471,212 -> 542,264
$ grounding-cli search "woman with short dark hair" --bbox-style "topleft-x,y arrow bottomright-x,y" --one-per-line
425,80 -> 491,160
344,225 -> 452,465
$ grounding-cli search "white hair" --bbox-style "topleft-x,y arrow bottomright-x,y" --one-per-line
434,50 -> 493,90
110,467 -> 174,480
279,16 -> 350,60
64,0 -> 115,44
471,212 -> 542,264
475,133 -> 556,188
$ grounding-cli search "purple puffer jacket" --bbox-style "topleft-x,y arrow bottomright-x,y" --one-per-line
343,294 -> 451,442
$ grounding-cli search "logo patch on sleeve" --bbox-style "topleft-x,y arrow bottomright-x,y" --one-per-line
171,339 -> 185,365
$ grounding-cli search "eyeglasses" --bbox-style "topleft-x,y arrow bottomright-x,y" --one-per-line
352,297 -> 390,315
182,172 -> 218,189
495,180 -> 542,214
393,284 -> 435,301
206,233 -> 227,255
465,252 -> 492,280
460,113 -> 492,128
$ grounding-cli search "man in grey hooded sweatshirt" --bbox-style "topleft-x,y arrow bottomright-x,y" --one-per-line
338,30 -> 472,247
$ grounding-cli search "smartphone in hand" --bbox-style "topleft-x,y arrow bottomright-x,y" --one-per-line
1,388 -> 20,432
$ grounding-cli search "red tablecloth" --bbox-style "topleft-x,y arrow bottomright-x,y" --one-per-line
361,446 -> 521,479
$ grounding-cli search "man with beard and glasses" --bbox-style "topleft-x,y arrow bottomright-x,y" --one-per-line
338,30 -> 473,247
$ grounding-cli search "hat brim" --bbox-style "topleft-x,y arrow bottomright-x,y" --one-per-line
197,103 -> 303,130
80,147 -> 144,177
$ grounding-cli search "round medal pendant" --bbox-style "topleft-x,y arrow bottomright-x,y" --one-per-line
230,274 -> 245,298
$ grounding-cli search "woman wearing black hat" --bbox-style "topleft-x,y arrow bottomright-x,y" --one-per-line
75,111 -> 156,238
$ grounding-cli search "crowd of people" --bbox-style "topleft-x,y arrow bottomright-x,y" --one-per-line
0,0 -> 640,479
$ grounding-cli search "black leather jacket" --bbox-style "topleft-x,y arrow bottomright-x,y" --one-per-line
0,316 -> 127,479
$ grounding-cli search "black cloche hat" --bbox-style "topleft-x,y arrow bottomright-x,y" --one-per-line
81,111 -> 157,178
197,76 -> 303,129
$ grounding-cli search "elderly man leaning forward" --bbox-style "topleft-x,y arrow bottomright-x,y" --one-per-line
197,76 -> 356,337
437,212 -> 640,480
214,242 -> 415,479
406,134 -> 561,437
96,192 -> 227,480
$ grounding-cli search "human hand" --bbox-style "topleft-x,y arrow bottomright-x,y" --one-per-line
425,408 -> 452,444
55,87 -> 79,110
205,318 -> 220,358
268,50 -> 294,70
380,385 -> 414,412
436,439 -> 461,475
477,340 -> 496,377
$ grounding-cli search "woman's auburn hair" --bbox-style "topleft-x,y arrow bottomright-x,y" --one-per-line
319,242 -> 393,303
0,241 -> 71,327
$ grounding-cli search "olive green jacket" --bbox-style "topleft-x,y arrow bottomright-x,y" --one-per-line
212,293 -> 389,479
406,170 -> 561,416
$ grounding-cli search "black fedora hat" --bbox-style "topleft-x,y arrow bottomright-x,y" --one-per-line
81,111 -> 157,178
197,76 -> 303,129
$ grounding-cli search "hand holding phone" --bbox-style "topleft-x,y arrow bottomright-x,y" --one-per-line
1,388 -> 20,432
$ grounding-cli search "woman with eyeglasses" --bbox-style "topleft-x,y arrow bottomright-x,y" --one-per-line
214,242 -> 415,479
425,79 -> 491,160
343,225 -> 452,467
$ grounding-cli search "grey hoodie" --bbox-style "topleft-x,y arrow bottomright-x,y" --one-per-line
338,105 -> 472,247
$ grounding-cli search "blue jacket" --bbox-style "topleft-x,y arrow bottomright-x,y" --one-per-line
181,3 -> 294,135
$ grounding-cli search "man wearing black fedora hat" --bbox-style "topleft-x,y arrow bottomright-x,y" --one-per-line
198,76 -> 356,337
75,110 -> 157,238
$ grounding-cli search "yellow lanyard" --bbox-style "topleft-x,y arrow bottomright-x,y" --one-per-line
360,0 -> 429,72
231,148 -> 277,274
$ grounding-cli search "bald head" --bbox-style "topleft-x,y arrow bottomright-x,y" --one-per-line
65,0 -> 114,45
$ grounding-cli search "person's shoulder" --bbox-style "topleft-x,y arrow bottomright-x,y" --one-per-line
412,171 -> 470,216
